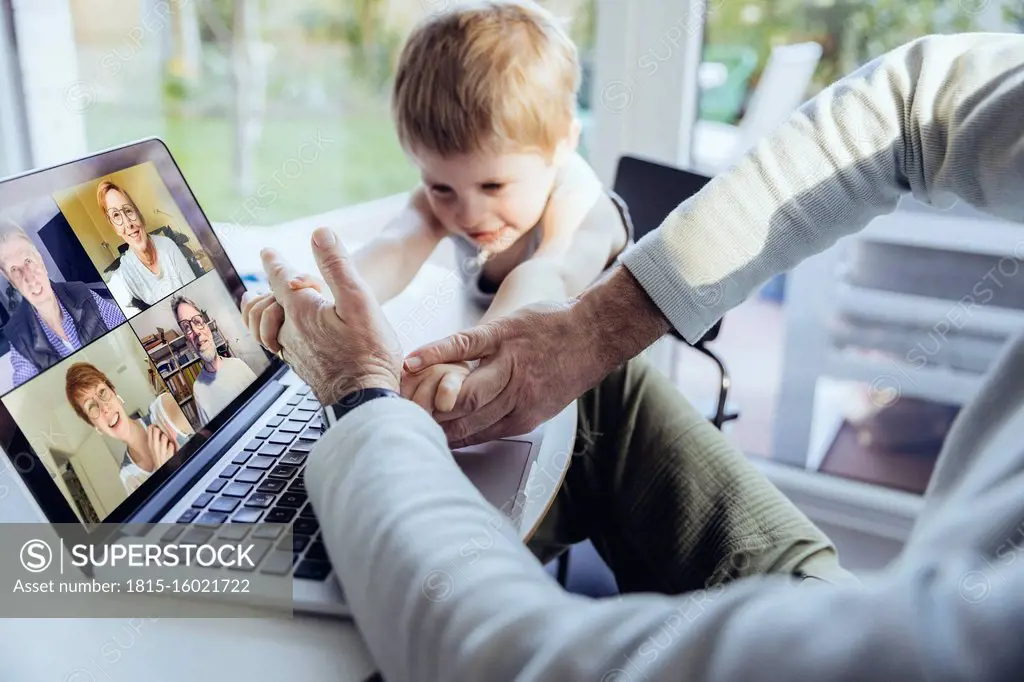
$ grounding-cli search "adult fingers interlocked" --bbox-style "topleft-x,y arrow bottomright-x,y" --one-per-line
254,227 -> 402,406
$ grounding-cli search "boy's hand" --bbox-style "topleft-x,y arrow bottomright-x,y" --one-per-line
401,362 -> 470,415
242,274 -> 323,353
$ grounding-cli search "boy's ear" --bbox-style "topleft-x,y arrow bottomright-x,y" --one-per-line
553,117 -> 582,166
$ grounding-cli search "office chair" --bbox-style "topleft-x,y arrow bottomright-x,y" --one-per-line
553,156 -> 739,592
612,155 -> 738,429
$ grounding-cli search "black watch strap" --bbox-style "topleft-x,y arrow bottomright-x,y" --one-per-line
322,387 -> 401,424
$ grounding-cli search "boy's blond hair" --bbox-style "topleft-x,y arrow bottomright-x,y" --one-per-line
393,0 -> 580,158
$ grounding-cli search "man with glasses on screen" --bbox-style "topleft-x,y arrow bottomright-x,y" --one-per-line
172,295 -> 256,425
100,180 -> 196,308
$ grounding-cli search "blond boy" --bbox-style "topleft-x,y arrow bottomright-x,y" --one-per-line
244,0 -> 630,413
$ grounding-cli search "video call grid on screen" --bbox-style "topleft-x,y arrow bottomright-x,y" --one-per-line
0,140 -> 275,529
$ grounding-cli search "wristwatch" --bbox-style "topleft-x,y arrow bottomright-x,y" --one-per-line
321,387 -> 402,427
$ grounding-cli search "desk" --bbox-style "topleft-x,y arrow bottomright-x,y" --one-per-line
1,208 -> 577,682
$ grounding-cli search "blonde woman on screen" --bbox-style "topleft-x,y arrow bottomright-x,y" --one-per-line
97,180 -> 196,307
65,362 -> 194,494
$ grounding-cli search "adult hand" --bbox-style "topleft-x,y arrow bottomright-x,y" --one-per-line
244,227 -> 401,406
403,267 -> 671,447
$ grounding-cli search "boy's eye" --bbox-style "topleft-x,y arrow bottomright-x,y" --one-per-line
430,184 -> 453,195
481,183 -> 504,192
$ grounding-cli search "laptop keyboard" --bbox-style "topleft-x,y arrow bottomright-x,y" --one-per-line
161,385 -> 336,584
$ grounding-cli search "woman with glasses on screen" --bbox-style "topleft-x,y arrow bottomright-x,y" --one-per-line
98,180 -> 197,308
65,362 -> 194,494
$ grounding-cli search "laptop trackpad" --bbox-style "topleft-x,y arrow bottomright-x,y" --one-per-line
453,439 -> 533,514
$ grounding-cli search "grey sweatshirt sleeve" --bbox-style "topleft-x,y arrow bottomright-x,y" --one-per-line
306,398 -> 1024,682
622,32 -> 1024,343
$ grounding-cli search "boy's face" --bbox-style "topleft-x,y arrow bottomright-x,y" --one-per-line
411,145 -> 562,256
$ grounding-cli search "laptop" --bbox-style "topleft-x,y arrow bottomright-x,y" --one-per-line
0,138 -> 546,617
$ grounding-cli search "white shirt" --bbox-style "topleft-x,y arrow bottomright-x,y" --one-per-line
305,34 -> 1024,681
192,357 -> 257,425
110,234 -> 196,307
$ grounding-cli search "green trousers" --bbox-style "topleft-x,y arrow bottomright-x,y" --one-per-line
528,357 -> 855,594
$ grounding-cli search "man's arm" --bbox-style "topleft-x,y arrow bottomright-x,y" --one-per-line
307,397 -> 1024,682
354,188 -> 448,304
622,32 -> 1024,343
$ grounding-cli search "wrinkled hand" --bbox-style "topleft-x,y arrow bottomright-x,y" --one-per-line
400,361 -> 470,415
242,274 -> 323,353
147,424 -> 177,466
243,227 -> 401,406
403,302 -> 604,447
403,267 -> 671,447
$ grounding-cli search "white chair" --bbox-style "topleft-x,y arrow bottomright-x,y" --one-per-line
691,42 -> 823,173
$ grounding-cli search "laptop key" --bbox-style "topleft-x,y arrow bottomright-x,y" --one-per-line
191,493 -> 214,508
177,508 -> 200,523
277,405 -> 294,417
286,395 -> 303,406
228,539 -> 272,573
268,432 -> 295,445
282,534 -> 311,553
206,478 -> 228,493
279,492 -> 306,508
298,428 -> 321,442
246,456 -> 276,470
180,527 -> 214,545
209,497 -> 240,514
269,465 -> 297,479
244,439 -> 261,451
161,525 -> 185,542
259,551 -> 293,576
222,482 -> 254,498
305,539 -> 328,562
219,464 -> 240,478
288,441 -> 314,454
232,451 -> 253,465
251,524 -> 284,540
267,416 -> 284,428
294,559 -> 332,582
299,503 -> 317,519
287,410 -> 313,424
256,478 -> 287,494
279,420 -> 305,434
245,493 -> 275,509
196,512 -> 228,527
217,524 -> 250,541
293,518 -> 319,536
280,452 -> 306,467
258,443 -> 286,457
266,507 -> 296,523
235,468 -> 264,484
231,508 -> 264,524
297,385 -> 312,396
255,428 -> 274,440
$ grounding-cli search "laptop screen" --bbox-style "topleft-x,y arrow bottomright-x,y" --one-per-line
0,139 -> 276,529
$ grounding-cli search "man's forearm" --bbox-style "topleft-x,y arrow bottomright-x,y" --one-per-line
573,265 -> 671,372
